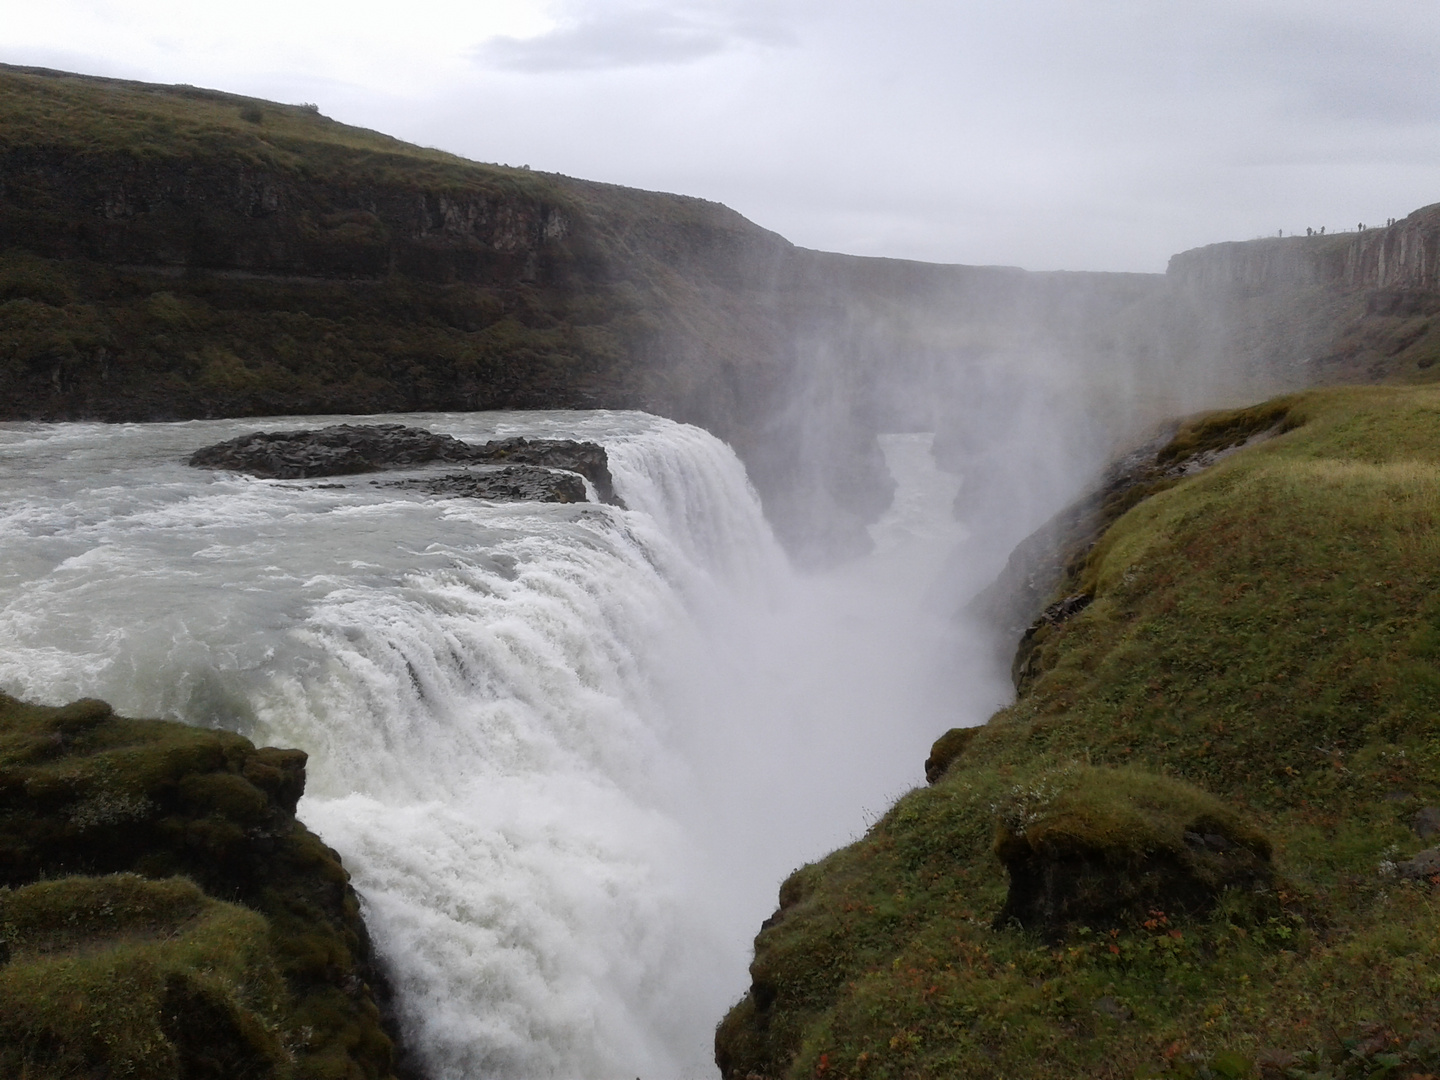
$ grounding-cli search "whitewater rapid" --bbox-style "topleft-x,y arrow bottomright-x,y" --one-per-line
0,413 -> 1008,1078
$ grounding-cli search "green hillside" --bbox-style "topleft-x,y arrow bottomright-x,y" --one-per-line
717,384 -> 1440,1080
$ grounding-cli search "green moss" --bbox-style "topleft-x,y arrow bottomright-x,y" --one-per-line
994,766 -> 1270,862
0,694 -> 397,1079
1153,397 -> 1297,468
0,875 -> 292,1079
924,726 -> 979,783
718,384 -> 1440,1079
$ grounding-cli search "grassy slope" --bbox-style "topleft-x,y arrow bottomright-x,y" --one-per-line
0,875 -> 293,1078
0,67 -> 528,180
0,694 -> 398,1080
717,385 -> 1440,1080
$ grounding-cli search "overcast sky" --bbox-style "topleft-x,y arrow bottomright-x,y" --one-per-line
5,0 -> 1440,272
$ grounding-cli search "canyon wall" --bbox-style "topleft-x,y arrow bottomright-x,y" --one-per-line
1163,207 -> 1440,390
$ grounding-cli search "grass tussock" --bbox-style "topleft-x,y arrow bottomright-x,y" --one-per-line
0,875 -> 294,1079
717,384 -> 1440,1080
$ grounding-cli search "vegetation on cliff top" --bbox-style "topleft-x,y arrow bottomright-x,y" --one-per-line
0,65 -> 548,191
0,64 -> 658,420
717,384 -> 1440,1080
0,693 -> 401,1079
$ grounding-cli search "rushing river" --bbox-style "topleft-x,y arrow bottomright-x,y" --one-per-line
0,412 -> 1009,1079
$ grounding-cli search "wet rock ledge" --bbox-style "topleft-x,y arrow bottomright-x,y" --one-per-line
189,423 -> 619,505
0,692 -> 416,1080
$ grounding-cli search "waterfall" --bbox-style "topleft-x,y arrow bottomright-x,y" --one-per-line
0,412 -> 1010,1079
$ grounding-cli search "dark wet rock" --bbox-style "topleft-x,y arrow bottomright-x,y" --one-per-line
188,423 -> 485,478
390,466 -> 588,504
1412,806 -> 1440,839
1184,830 -> 1234,853
188,424 -> 620,504
1092,996 -> 1132,1022
925,725 -> 979,784
474,436 -> 618,505
1256,1049 -> 1297,1078
1397,847 -> 1440,882
1011,594 -> 1093,691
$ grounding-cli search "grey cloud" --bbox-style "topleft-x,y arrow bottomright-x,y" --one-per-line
1214,9 -> 1440,126
475,2 -> 797,72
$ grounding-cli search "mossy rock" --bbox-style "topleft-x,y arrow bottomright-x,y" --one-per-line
992,766 -> 1274,938
0,693 -> 403,1079
924,725 -> 979,784
0,875 -> 290,1079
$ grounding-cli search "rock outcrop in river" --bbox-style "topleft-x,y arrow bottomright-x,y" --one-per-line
188,424 -> 618,503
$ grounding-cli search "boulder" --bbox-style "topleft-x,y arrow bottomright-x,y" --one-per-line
1397,847 -> 1440,882
473,436 -> 618,505
924,725 -> 979,784
188,423 -> 481,478
992,766 -> 1274,939
1412,806 -> 1440,839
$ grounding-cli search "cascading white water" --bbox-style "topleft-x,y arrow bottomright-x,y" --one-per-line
0,412 -> 1011,1079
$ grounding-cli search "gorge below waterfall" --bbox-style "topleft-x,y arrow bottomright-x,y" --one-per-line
0,411 -> 1017,1079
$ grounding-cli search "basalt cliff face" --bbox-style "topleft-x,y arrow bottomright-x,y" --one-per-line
1164,207 -> 1440,388
1168,209 -> 1440,294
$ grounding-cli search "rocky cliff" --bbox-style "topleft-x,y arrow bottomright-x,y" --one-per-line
1168,206 -> 1440,294
1163,207 -> 1440,388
